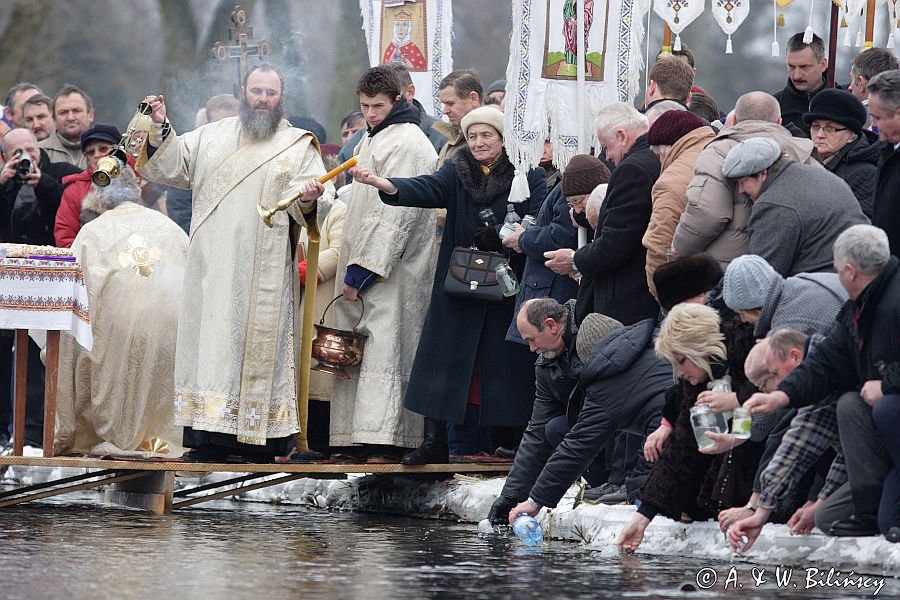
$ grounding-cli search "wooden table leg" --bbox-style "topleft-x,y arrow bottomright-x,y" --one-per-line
13,329 -> 28,457
43,330 -> 59,458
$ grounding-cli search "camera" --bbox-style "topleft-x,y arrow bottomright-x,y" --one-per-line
15,150 -> 33,182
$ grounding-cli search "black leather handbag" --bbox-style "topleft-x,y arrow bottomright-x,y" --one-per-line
443,246 -> 508,303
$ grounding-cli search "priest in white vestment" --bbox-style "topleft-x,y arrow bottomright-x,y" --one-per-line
55,171 -> 188,457
138,63 -> 333,461
328,66 -> 437,461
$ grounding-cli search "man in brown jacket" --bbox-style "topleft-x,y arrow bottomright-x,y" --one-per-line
672,91 -> 821,268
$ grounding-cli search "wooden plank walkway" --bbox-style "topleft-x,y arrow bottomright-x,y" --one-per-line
0,456 -> 511,514
0,455 -> 511,474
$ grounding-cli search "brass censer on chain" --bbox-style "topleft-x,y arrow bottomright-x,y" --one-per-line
257,156 -> 357,226
92,102 -> 155,187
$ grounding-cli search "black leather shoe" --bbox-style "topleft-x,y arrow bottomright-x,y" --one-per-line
828,514 -> 880,537
401,442 -> 449,465
887,526 -> 900,543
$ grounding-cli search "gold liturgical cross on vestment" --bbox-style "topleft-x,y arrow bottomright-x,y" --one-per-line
212,5 -> 271,98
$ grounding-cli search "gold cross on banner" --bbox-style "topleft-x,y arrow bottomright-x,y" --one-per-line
211,5 -> 271,98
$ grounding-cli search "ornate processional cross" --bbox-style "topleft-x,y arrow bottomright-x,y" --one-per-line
211,5 -> 271,98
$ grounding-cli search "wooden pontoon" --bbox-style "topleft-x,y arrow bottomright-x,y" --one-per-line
0,456 -> 509,515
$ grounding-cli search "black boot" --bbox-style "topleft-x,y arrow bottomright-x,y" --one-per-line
402,418 -> 449,465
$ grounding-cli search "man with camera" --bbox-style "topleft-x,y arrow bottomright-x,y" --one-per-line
0,128 -> 80,447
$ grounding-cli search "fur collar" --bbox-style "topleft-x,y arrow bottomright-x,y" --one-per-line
452,145 -> 515,206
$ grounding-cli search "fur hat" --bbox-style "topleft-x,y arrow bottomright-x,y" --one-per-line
653,253 -> 724,311
561,154 -> 611,197
802,89 -> 868,135
576,313 -> 624,362
723,255 -> 781,311
646,110 -> 705,146
461,106 -> 504,139
722,137 -> 782,178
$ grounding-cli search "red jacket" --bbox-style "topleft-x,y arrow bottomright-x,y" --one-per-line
54,169 -> 93,248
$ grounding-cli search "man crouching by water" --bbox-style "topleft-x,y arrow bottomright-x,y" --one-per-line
487,298 -> 672,525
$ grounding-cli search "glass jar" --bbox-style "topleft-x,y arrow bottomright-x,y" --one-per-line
495,263 -> 520,297
690,404 -> 726,449
731,407 -> 752,439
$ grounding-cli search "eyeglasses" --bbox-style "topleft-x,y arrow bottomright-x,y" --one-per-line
566,197 -> 586,209
809,124 -> 848,135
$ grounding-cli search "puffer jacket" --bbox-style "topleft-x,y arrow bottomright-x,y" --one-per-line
528,319 -> 672,508
672,120 -> 820,268
642,126 -> 715,299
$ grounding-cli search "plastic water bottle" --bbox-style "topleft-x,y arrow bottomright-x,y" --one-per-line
498,204 -> 522,241
512,514 -> 544,546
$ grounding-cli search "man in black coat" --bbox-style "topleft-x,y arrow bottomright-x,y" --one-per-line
772,32 -> 830,135
490,297 -> 672,525
0,128 -> 80,245
868,69 -> 900,256
487,298 -> 617,524
0,128 -> 80,446
745,225 -> 898,539
544,102 -> 660,325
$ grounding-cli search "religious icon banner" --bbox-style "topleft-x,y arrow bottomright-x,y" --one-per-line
360,0 -> 453,116
505,0 -> 649,174
711,1 -> 750,53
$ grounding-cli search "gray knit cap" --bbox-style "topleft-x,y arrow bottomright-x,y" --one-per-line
723,255 -> 782,311
722,138 -> 782,178
576,313 -> 624,362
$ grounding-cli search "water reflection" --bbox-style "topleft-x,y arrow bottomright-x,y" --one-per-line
0,492 -> 890,599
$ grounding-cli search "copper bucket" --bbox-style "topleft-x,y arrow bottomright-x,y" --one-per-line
311,295 -> 367,379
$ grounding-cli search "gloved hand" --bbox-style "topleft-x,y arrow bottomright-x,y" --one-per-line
487,495 -> 517,526
473,226 -> 502,252
298,260 -> 321,285
298,259 -> 308,285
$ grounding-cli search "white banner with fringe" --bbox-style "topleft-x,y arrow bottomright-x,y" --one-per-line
504,0 -> 650,175
360,0 -> 453,116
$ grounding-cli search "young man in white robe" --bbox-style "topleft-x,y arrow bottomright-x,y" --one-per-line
328,65 -> 438,462
138,63 -> 332,462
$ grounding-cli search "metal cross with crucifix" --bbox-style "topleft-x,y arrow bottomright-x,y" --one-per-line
211,5 -> 271,99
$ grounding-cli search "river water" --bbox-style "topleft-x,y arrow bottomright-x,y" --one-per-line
0,491 -> 893,599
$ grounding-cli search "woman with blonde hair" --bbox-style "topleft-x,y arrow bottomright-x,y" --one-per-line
618,302 -> 759,552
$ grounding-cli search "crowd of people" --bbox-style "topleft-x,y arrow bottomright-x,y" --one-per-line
1,30 -> 899,549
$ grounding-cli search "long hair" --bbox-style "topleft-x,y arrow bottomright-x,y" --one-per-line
656,303 -> 726,381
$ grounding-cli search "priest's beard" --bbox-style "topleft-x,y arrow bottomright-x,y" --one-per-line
240,97 -> 284,142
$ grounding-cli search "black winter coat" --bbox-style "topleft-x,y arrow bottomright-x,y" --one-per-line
773,78 -> 829,134
383,147 -> 546,426
780,256 -> 900,406
505,182 -> 579,344
0,149 -> 80,245
823,131 -> 882,218
573,135 -> 660,325
528,319 -> 671,508
500,303 -> 582,502
872,144 -> 900,256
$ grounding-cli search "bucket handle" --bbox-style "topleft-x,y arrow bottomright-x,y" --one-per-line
320,294 -> 365,331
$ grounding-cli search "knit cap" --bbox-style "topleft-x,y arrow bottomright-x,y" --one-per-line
576,313 -> 624,362
723,255 -> 782,311
646,110 -> 705,146
562,154 -> 611,197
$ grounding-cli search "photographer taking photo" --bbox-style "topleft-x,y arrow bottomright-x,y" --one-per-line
0,128 -> 80,245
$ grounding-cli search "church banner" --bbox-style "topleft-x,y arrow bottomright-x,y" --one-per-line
505,0 -> 650,174
360,0 -> 453,116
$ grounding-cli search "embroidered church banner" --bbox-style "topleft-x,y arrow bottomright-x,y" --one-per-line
505,0 -> 650,174
361,0 -> 453,116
